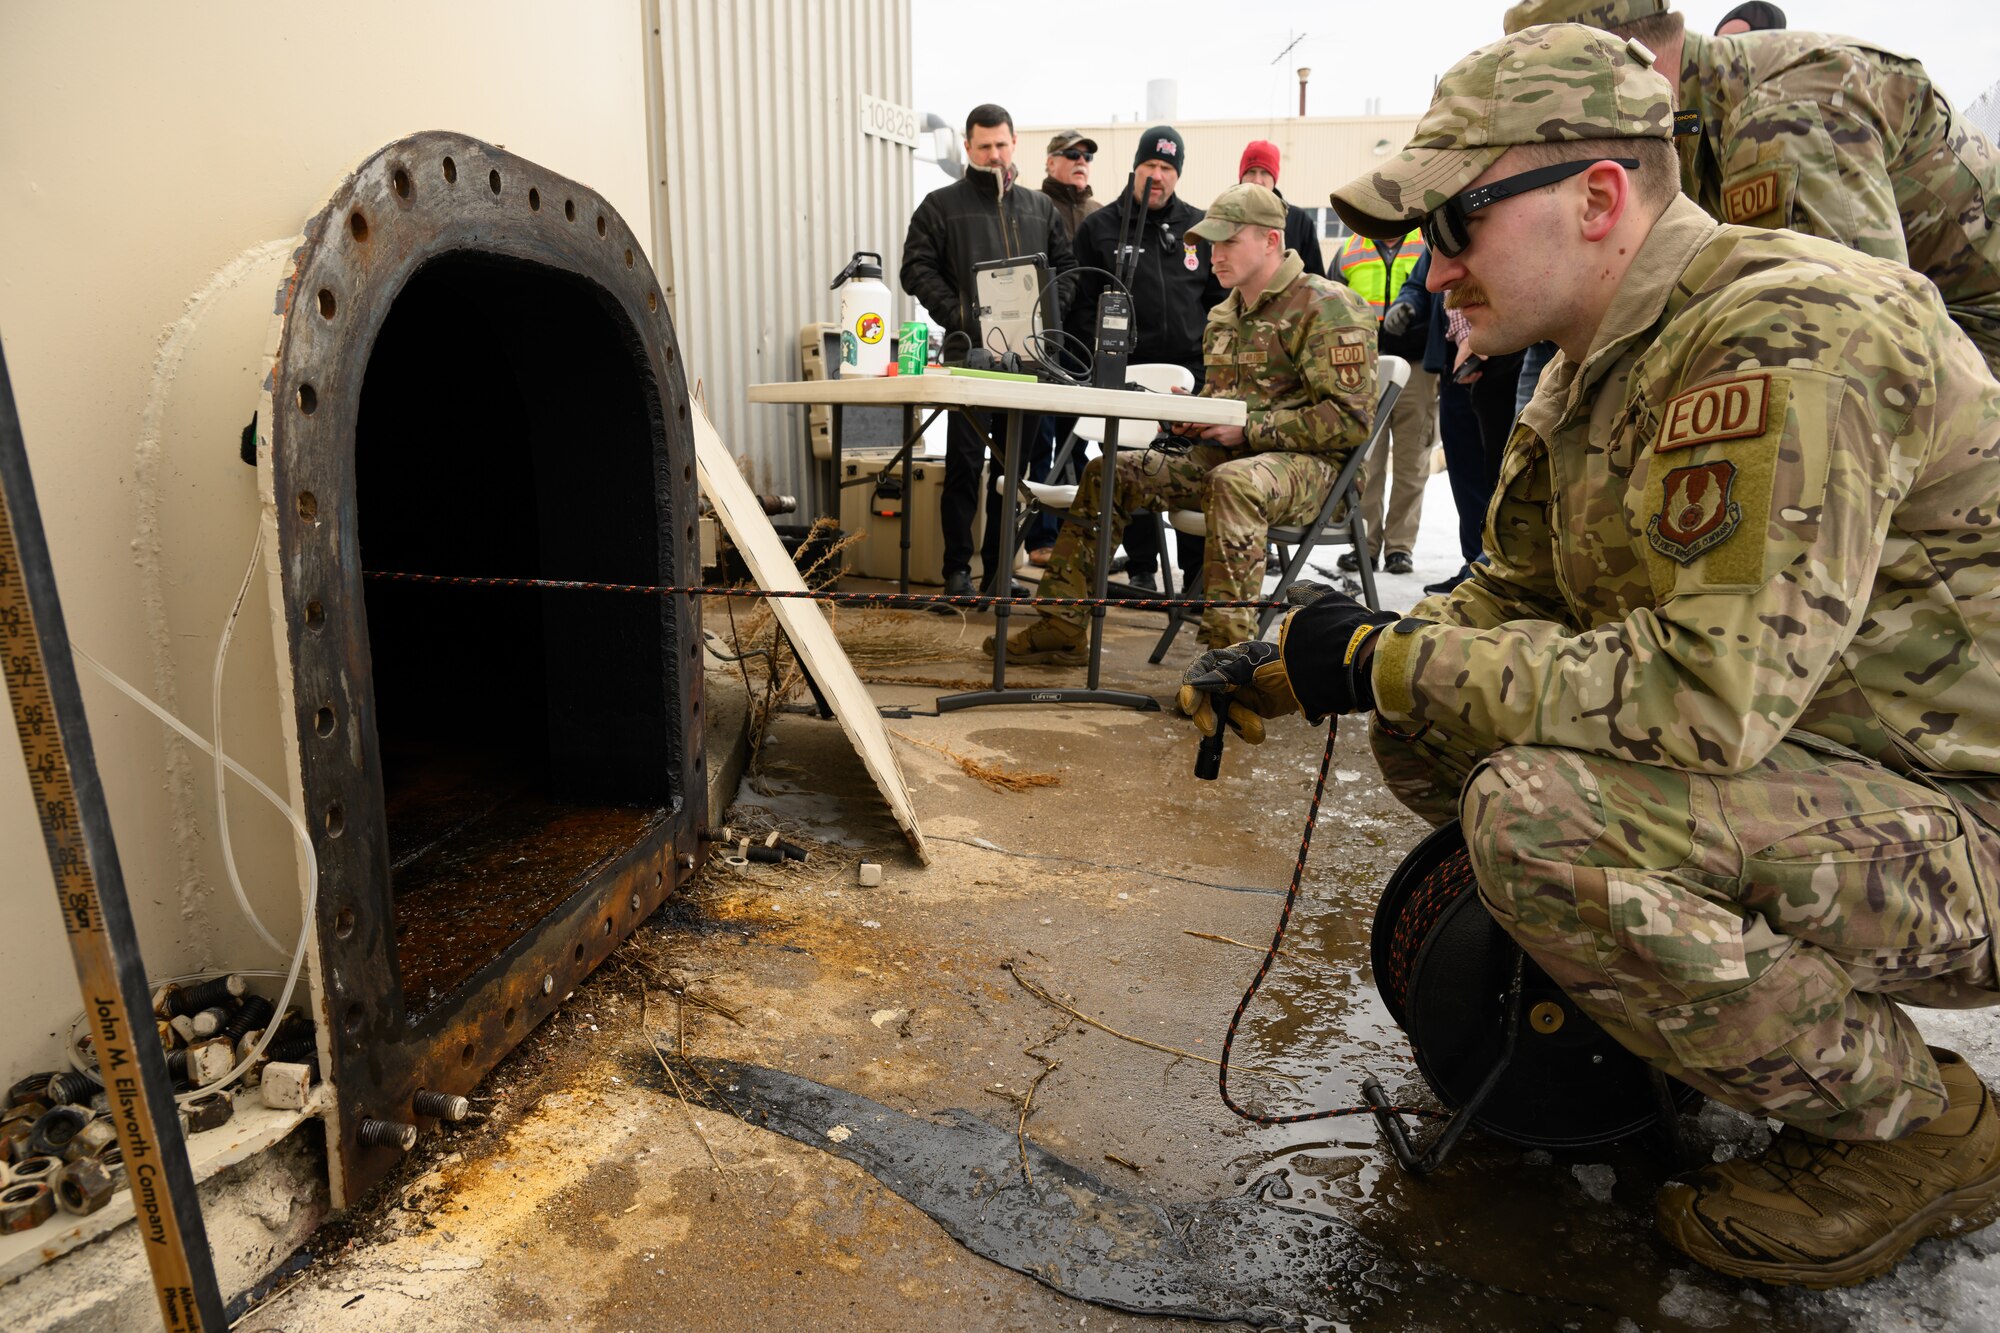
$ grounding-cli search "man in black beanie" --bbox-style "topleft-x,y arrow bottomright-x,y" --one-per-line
1715,1 -> 1784,34
1063,125 -> 1226,590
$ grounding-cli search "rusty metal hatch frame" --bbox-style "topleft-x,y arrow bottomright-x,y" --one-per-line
267,131 -> 706,1208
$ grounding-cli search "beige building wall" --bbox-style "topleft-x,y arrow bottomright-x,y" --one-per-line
0,3 -> 657,1077
1020,113 -> 1422,223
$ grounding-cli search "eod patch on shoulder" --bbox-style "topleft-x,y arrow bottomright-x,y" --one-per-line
1641,371 -> 1795,587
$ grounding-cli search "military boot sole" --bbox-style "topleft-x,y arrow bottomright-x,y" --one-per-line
1658,1153 -> 2000,1289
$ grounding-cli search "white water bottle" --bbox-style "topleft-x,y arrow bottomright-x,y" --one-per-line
832,251 -> 893,377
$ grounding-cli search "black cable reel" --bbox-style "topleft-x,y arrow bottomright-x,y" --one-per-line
1365,820 -> 1696,1172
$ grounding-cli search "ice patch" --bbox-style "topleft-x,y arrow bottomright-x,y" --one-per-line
1658,1273 -> 1732,1328
1571,1162 -> 1616,1204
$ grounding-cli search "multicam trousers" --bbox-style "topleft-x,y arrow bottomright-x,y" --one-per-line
1038,444 -> 1336,645
1373,719 -> 2000,1140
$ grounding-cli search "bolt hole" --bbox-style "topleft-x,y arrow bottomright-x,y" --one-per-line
297,383 -> 318,415
333,905 -> 355,940
528,187 -> 541,211
541,974 -> 555,995
624,248 -> 635,268
313,705 -> 336,737
342,1004 -> 364,1037
564,198 -> 576,221
296,491 -> 319,522
602,918 -> 613,937
442,156 -> 457,183
503,1007 -> 517,1026
573,942 -> 584,963
648,290 -> 659,313
488,168 -> 501,195
677,401 -> 687,421
317,288 -> 336,320
665,343 -> 675,363
655,870 -> 664,888
392,167 -> 411,199
305,601 -> 326,630
596,214 -> 607,237
460,1043 -> 474,1067
323,802 -> 345,838
683,463 -> 693,483
348,211 -> 369,242
630,892 -> 641,911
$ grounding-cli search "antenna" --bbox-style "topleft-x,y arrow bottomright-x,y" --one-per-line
1270,31 -> 1307,65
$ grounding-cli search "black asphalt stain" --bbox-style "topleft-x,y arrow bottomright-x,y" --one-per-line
647,1053 -> 1600,1330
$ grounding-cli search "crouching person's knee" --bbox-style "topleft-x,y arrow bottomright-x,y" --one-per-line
1460,744 -> 1602,940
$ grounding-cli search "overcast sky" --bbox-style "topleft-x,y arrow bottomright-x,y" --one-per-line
913,1 -> 2000,132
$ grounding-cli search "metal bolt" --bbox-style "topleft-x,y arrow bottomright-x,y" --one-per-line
45,1072 -> 96,1107
191,1006 -> 230,1038
222,996 -> 275,1042
178,974 -> 248,1014
357,1118 -> 418,1151
676,852 -> 696,870
541,974 -> 554,995
412,1090 -> 471,1122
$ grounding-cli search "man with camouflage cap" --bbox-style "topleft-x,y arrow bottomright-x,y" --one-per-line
1185,23 -> 2000,1288
988,182 -> 1376,660
1503,0 -> 2000,372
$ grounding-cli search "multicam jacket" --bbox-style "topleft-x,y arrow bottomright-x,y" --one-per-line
1200,251 -> 1377,460
1370,196 -> 2000,778
1677,29 -> 2000,367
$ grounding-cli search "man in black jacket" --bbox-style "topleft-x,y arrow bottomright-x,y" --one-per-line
1237,139 -> 1324,278
1063,126 -> 1225,589
900,103 -> 1075,595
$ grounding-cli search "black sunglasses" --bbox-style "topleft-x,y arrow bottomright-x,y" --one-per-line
1059,148 -> 1094,162
1421,157 -> 1641,257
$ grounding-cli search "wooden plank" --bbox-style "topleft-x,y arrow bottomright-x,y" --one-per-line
693,403 -> 929,865
746,374 -> 1247,426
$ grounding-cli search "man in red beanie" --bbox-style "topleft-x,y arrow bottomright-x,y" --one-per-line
1238,140 -> 1325,278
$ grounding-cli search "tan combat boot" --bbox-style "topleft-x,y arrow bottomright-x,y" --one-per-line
981,617 -> 1085,666
1656,1049 -> 2000,1288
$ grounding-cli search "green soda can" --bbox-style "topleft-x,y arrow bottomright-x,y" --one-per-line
897,321 -> 929,375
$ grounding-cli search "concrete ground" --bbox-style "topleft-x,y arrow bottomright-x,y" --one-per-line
232,486 -> 2000,1332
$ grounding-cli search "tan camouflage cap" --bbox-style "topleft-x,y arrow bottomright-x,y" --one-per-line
1188,183 -> 1288,241
1046,129 -> 1099,156
1502,0 -> 1665,34
1329,23 -> 1675,239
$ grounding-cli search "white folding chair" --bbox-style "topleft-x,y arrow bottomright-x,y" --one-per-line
1019,363 -> 1195,590
1150,355 -> 1411,662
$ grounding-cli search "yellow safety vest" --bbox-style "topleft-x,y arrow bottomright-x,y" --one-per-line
1336,230 -> 1427,313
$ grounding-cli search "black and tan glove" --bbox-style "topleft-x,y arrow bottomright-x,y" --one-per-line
1177,639 -> 1297,745
1179,592 -> 1400,742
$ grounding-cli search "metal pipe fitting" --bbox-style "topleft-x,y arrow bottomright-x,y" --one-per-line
412,1090 -> 471,1122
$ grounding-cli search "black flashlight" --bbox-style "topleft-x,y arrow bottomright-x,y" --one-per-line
1195,726 -> 1224,781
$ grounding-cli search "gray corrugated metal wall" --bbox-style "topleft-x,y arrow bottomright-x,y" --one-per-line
657,0 -> 912,508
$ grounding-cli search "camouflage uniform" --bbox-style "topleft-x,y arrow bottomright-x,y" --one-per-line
1333,25 -> 2000,1141
1035,249 -> 1376,645
1504,0 -> 2000,373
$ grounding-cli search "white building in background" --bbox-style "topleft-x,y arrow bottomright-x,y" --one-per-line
1016,114 -> 1423,244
